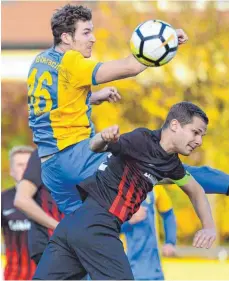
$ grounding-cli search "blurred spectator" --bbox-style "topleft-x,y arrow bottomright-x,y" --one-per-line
14,149 -> 64,265
1,146 -> 35,280
121,186 -> 176,280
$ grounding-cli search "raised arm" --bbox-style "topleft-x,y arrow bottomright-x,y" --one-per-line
95,29 -> 188,84
89,125 -> 120,153
95,55 -> 147,84
180,176 -> 216,249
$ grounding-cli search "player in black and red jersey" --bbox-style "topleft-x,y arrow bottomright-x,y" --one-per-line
1,146 -> 35,280
14,149 -> 64,264
33,102 -> 217,280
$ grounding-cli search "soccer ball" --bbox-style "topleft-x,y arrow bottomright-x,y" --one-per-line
130,20 -> 178,67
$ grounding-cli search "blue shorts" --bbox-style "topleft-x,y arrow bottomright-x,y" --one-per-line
41,139 -> 108,214
33,196 -> 134,280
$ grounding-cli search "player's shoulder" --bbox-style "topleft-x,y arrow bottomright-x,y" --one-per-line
132,127 -> 157,142
63,50 -> 84,61
132,127 -> 152,136
29,48 -> 53,69
32,49 -> 49,62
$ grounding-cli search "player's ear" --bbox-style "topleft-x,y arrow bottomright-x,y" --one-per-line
169,119 -> 179,132
61,33 -> 73,45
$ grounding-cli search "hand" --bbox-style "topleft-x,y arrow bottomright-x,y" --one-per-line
175,29 -> 188,45
101,125 -> 120,143
162,244 -> 176,257
129,206 -> 147,224
193,228 -> 216,249
90,87 -> 121,105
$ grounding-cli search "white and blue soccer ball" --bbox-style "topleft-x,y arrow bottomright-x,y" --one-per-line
130,20 -> 178,67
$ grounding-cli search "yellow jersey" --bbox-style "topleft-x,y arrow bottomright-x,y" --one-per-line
28,48 -> 102,157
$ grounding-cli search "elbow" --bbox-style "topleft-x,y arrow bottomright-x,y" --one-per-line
14,196 -> 24,210
14,195 -> 28,211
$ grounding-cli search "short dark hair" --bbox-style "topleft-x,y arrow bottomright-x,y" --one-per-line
51,4 -> 92,46
162,101 -> 209,129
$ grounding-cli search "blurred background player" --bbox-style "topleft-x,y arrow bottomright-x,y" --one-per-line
14,149 -> 63,264
1,146 -> 35,280
121,186 -> 176,280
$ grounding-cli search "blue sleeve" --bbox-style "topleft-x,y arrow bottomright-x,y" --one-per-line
184,165 -> 229,195
160,209 -> 176,245
92,63 -> 103,85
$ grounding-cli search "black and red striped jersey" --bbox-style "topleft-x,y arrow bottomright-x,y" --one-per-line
22,149 -> 64,259
1,187 -> 36,280
79,128 -> 186,222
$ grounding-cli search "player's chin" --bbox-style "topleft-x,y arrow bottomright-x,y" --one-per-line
84,50 -> 92,58
180,149 -> 191,156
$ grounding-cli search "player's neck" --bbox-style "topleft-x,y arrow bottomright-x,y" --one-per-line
54,44 -> 69,54
160,129 -> 176,154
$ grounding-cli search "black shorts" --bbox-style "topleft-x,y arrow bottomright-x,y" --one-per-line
33,196 -> 134,280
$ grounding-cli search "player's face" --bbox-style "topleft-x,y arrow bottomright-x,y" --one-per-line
10,152 -> 31,183
174,116 -> 207,156
71,20 -> 96,58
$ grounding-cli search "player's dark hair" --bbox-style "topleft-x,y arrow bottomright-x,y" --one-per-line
162,101 -> 209,129
51,4 -> 92,46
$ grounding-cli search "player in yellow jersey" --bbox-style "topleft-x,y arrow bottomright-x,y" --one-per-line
27,4 -> 189,214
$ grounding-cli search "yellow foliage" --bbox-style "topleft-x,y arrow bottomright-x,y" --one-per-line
176,208 -> 201,238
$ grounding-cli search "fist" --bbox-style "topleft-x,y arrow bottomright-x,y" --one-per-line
193,228 -> 216,249
162,244 -> 176,257
175,29 -> 188,45
101,125 -> 120,143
